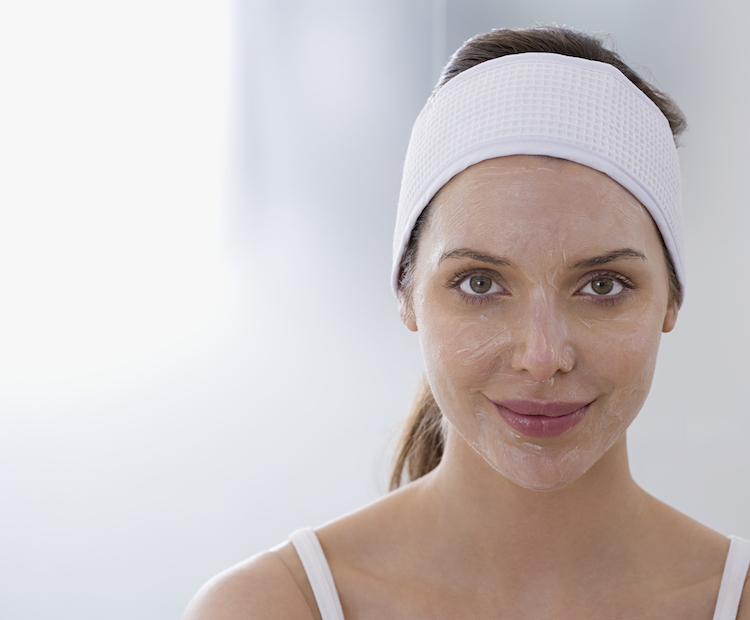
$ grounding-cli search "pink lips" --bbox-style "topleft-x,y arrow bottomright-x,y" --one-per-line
493,400 -> 591,438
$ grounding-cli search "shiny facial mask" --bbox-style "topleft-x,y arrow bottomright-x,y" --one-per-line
410,158 -> 675,490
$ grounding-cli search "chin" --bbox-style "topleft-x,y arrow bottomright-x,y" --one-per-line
466,429 -> 624,492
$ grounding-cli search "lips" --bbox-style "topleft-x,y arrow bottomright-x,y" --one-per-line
492,400 -> 591,438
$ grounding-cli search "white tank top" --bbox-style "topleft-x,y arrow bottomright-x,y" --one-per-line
289,528 -> 750,620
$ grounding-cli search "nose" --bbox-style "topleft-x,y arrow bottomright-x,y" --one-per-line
510,299 -> 575,383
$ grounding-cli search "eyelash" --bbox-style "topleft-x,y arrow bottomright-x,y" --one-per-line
446,269 -> 636,306
576,271 -> 636,307
446,268 -> 507,305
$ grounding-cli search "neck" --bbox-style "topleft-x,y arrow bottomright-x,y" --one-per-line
414,430 -> 651,582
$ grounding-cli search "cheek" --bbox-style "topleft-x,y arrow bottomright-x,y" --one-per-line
417,309 -> 513,390
587,311 -> 663,409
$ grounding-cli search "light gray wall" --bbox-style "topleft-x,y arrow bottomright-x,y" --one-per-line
2,1 -> 748,618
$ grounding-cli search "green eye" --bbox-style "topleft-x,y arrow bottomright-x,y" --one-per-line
591,278 -> 614,295
469,275 -> 492,293
580,276 -> 625,297
458,274 -> 501,296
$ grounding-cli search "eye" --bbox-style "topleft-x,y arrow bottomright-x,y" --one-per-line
459,274 -> 503,296
579,276 -> 624,297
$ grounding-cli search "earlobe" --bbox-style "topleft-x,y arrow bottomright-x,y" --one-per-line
398,296 -> 418,332
662,303 -> 678,333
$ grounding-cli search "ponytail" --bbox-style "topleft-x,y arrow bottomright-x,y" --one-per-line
389,374 -> 444,490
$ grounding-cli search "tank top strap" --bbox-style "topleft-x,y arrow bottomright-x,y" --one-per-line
289,527 -> 346,620
713,535 -> 750,620
287,529 -> 750,620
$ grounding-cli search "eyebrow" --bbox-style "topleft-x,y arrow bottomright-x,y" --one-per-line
439,248 -> 515,267
569,248 -> 646,269
438,247 -> 646,270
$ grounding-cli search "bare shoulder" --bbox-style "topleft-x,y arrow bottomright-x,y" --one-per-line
182,550 -> 315,620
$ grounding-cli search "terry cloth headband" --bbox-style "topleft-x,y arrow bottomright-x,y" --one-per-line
391,52 -> 685,295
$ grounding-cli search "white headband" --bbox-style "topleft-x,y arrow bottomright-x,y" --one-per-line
392,52 -> 685,295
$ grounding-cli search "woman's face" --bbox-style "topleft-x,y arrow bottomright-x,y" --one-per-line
403,155 -> 678,490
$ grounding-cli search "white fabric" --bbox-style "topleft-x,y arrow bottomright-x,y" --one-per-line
290,527 -> 345,620
713,535 -> 750,620
291,529 -> 748,619
392,52 -> 685,295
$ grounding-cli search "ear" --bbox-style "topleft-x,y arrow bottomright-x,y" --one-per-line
662,302 -> 678,333
398,293 -> 418,332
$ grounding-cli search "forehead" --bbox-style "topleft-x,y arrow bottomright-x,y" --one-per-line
423,155 -> 659,260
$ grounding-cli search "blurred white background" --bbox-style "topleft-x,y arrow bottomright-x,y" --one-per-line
1,1 -> 749,618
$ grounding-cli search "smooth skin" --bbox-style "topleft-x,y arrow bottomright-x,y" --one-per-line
183,156 -> 749,619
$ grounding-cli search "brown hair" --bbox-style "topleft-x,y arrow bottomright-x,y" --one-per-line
389,26 -> 687,491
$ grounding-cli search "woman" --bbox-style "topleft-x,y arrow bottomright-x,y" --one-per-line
184,26 -> 750,619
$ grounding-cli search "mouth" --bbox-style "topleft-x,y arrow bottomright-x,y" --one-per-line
492,399 -> 591,438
